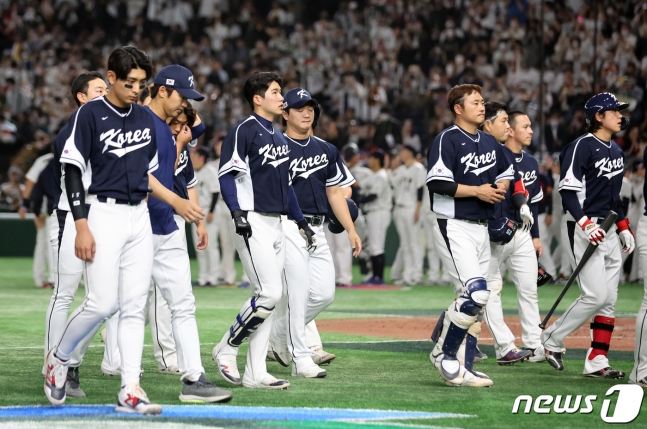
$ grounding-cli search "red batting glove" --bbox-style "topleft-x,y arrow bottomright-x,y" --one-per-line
580,218 -> 605,245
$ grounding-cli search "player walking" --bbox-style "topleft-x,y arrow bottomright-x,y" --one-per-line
542,93 -> 631,379
212,72 -> 316,389
427,84 -> 514,387
268,88 -> 360,377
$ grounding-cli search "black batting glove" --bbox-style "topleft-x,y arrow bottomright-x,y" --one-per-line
297,220 -> 317,252
232,209 -> 252,239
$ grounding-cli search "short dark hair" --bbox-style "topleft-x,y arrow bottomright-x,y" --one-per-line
169,102 -> 196,127
281,100 -> 317,127
447,84 -> 482,115
243,72 -> 283,110
107,46 -> 153,81
70,71 -> 104,107
508,111 -> 527,129
587,111 -> 606,133
139,86 -> 150,103
149,84 -> 175,99
484,102 -> 507,123
369,150 -> 385,167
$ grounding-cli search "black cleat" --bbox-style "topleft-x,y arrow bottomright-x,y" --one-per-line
545,350 -> 564,370
66,367 -> 86,398
585,367 -> 625,379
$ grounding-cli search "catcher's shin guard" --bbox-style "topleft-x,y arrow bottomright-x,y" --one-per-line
227,297 -> 273,346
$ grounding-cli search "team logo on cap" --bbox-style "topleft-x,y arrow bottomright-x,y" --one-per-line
166,79 -> 175,85
188,76 -> 194,87
297,89 -> 309,98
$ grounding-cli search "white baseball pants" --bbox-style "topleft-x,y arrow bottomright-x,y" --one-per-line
192,218 -> 220,285
393,206 -> 422,284
484,229 -> 542,358
305,320 -> 323,348
216,212 -> 286,386
537,213 -> 557,276
148,281 -> 177,370
365,210 -> 391,256
34,215 -> 53,286
55,200 -> 153,385
325,225 -> 353,285
631,215 -> 647,383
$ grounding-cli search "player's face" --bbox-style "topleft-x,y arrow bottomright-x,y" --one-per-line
399,148 -> 412,163
257,81 -> 284,116
285,105 -> 314,134
459,92 -> 485,125
598,109 -> 623,134
81,78 -> 107,104
489,111 -> 510,143
512,114 -> 533,147
108,68 -> 147,106
164,88 -> 188,118
168,113 -> 188,137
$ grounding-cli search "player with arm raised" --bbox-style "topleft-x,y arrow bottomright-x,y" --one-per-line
541,93 -> 631,379
212,72 -> 316,390
427,84 -> 513,387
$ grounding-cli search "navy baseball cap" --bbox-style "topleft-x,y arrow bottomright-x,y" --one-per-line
283,87 -> 317,111
327,198 -> 359,234
154,65 -> 205,101
584,92 -> 629,124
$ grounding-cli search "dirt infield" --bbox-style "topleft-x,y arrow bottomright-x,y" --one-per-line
318,316 -> 636,350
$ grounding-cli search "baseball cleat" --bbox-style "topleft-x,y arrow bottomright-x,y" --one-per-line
292,363 -> 326,378
102,367 -> 144,377
497,348 -> 532,365
545,350 -> 564,370
115,383 -> 162,415
158,365 -> 181,375
526,347 -> 546,363
365,276 -> 385,285
310,346 -> 336,365
266,349 -> 277,361
65,367 -> 86,398
179,373 -> 233,403
584,367 -> 625,379
44,349 -> 69,405
446,368 -> 493,387
434,355 -> 463,386
269,343 -> 292,367
634,377 -> 647,387
474,346 -> 488,362
243,374 -> 290,390
212,343 -> 241,385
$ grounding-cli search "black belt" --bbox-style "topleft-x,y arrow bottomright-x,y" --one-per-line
463,219 -> 488,226
304,215 -> 325,226
97,196 -> 142,206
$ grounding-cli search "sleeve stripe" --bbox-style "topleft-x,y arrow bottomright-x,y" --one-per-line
426,176 -> 454,184
218,164 -> 247,178
59,157 -> 86,173
530,188 -> 544,203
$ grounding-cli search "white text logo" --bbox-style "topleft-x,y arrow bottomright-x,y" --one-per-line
290,154 -> 328,180
100,128 -> 152,158
460,150 -> 496,176
595,157 -> 624,179
517,169 -> 537,186
259,144 -> 290,168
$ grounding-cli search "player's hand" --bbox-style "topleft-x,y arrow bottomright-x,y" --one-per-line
533,237 -> 543,257
206,212 -> 214,223
544,214 -> 553,226
519,204 -> 533,232
348,230 -> 362,257
176,124 -> 193,149
297,220 -> 317,252
196,220 -> 208,250
616,219 -> 635,254
74,220 -> 96,262
18,206 -> 28,220
475,184 -> 506,204
34,213 -> 45,229
175,198 -> 205,223
579,218 -> 605,245
413,208 -> 420,224
232,210 -> 252,238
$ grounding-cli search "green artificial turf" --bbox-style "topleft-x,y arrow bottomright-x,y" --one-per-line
0,257 -> 646,428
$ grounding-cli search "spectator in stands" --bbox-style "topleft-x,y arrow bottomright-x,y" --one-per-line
0,166 -> 24,212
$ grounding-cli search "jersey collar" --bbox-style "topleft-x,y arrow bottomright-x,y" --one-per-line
252,113 -> 274,134
284,134 -> 310,146
102,96 -> 132,117
453,125 -> 480,142
589,133 -> 612,148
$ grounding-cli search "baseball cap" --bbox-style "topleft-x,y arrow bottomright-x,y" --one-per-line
342,143 -> 359,162
283,87 -> 317,111
154,65 -> 205,101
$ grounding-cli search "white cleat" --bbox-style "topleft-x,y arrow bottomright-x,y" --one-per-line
212,343 -> 241,385
44,349 -> 68,405
115,383 -> 162,415
269,342 -> 292,367
242,374 -> 290,390
445,367 -> 493,387
158,365 -> 181,375
527,346 -> 546,363
432,353 -> 464,386
292,362 -> 326,378
266,349 -> 277,361
310,346 -> 336,365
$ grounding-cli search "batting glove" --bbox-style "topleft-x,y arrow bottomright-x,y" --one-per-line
578,217 -> 605,245
519,204 -> 533,232
297,220 -> 317,252
231,210 -> 252,239
616,218 -> 635,254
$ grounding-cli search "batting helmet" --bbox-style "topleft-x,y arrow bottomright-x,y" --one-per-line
488,217 -> 517,245
327,198 -> 359,234
584,92 -> 630,130
537,263 -> 553,287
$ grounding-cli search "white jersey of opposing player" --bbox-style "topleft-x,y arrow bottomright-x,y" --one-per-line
362,168 -> 393,212
391,162 -> 426,207
194,163 -> 220,212
349,164 -> 373,188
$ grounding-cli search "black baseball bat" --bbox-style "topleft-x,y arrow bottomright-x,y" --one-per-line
538,211 -> 618,329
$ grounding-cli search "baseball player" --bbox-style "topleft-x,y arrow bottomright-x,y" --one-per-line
191,146 -> 221,286
44,46 -> 169,413
43,71 -> 108,397
427,84 -> 514,387
542,92 -> 631,379
537,165 -> 557,277
361,151 -> 393,285
390,146 -> 426,285
481,105 -> 542,365
420,187 -> 452,285
212,72 -> 316,390
267,88 -> 360,378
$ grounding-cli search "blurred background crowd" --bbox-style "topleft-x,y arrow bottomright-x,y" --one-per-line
1,0 -> 647,213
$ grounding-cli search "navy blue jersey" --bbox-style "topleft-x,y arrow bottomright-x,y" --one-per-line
59,96 -> 158,203
218,114 -> 291,214
285,134 -> 354,215
51,121 -> 71,209
173,147 -> 196,200
559,133 -> 625,219
507,149 -> 543,220
426,125 -> 515,221
31,158 -> 59,216
146,107 -> 179,235
537,171 -> 553,215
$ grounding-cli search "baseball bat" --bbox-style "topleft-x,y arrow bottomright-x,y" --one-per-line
538,211 -> 617,330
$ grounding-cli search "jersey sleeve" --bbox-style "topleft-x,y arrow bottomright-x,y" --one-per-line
185,153 -> 197,189
426,130 -> 456,183
559,140 -> 588,191
339,162 -> 356,188
324,146 -> 344,187
529,160 -> 543,204
495,144 -> 515,182
60,108 -> 93,174
218,119 -> 252,177
147,124 -> 159,174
